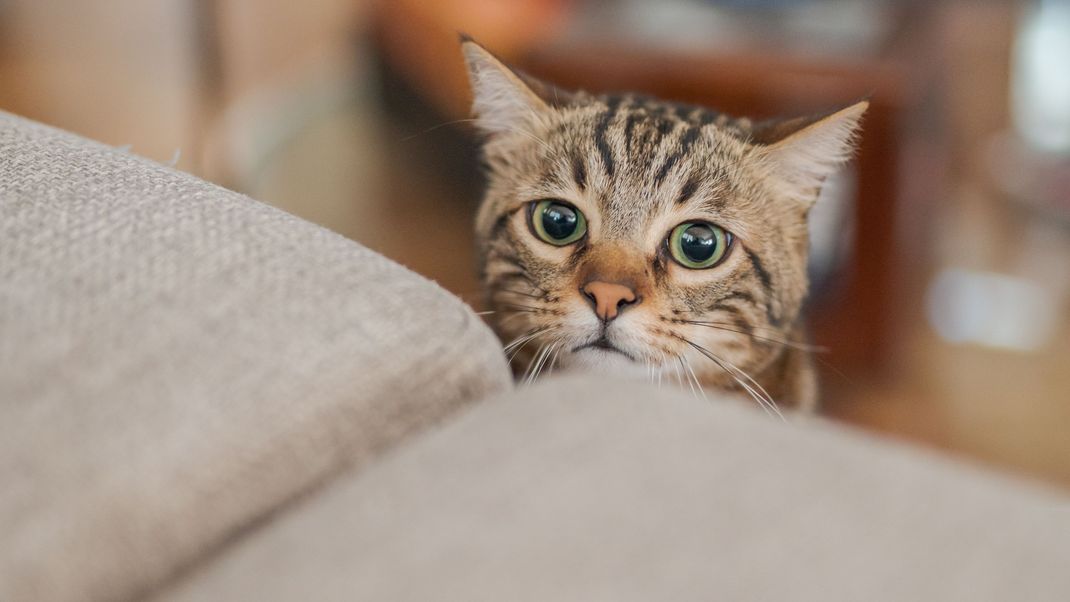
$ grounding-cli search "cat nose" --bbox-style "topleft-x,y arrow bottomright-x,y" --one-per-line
582,281 -> 638,322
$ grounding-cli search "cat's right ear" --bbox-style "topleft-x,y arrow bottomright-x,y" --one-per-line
750,100 -> 868,207
460,36 -> 552,136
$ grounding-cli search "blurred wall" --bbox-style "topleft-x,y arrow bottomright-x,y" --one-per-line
0,0 -> 363,178
214,0 -> 358,106
0,0 -> 200,165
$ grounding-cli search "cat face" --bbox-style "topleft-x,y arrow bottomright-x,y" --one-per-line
463,40 -> 865,399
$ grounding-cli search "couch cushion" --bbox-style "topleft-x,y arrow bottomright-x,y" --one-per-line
160,376 -> 1069,602
0,111 -> 511,601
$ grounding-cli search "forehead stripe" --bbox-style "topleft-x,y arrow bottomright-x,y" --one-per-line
745,248 -> 774,295
653,123 -> 699,187
744,248 -> 781,325
679,126 -> 702,153
571,155 -> 587,190
653,154 -> 678,186
675,176 -> 699,205
623,113 -> 640,153
594,115 -> 615,177
593,99 -> 621,178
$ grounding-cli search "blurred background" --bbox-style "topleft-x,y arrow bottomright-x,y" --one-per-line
2,0 -> 1068,488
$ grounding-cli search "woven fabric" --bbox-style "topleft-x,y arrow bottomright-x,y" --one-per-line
0,111 -> 511,601
162,376 -> 1070,602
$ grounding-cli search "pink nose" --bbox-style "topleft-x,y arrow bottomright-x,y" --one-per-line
582,281 -> 638,321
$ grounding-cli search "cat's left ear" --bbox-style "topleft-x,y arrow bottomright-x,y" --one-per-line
461,36 -> 560,136
751,100 -> 868,206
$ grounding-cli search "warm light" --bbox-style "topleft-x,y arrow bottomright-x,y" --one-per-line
1012,0 -> 1070,153
926,268 -> 1058,351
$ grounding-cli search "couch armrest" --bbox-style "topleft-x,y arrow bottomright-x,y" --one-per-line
0,111 -> 511,601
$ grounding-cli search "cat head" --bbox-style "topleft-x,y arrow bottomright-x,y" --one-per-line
462,39 -> 866,395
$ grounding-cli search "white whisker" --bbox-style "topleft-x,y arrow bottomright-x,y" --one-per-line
683,356 -> 708,401
677,357 -> 698,399
503,327 -> 548,353
522,342 -> 549,385
505,327 -> 554,364
672,359 -> 686,392
547,345 -> 562,377
685,340 -> 785,421
527,341 -> 558,385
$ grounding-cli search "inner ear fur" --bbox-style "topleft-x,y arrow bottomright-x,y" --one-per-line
460,36 -> 576,136
749,100 -> 869,205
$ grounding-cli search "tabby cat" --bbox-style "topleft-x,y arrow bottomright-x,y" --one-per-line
462,39 -> 866,412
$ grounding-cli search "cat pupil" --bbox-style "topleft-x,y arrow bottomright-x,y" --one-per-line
680,225 -> 716,261
542,203 -> 578,239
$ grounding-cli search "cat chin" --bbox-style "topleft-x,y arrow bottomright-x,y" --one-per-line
556,348 -> 651,380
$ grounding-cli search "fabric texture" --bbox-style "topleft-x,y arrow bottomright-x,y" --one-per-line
162,376 -> 1070,602
0,111 -> 511,602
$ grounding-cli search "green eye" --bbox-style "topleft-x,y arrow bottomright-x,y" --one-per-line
530,199 -> 587,246
668,222 -> 732,269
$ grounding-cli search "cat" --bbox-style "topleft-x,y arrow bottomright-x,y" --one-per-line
461,38 -> 866,413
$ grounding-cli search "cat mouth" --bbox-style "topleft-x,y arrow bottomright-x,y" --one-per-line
573,337 -> 635,361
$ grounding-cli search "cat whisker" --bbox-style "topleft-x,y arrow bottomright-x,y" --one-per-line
498,311 -> 533,328
503,327 -> 550,354
528,341 -> 559,385
682,355 -> 707,401
498,303 -> 539,313
677,319 -> 827,353
523,340 -> 558,385
676,356 -> 698,399
503,328 -> 539,350
490,271 -> 551,297
672,358 -> 683,392
524,344 -> 543,387
398,117 -> 479,142
507,344 -> 529,364
547,344 -> 562,377
498,288 -> 544,300
501,123 -> 555,155
506,327 -> 561,369
521,342 -> 548,384
516,281 -> 550,297
498,303 -> 556,316
695,322 -> 826,352
672,311 -> 792,333
683,339 -> 785,421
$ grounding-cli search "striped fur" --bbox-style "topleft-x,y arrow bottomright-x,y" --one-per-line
463,40 -> 865,411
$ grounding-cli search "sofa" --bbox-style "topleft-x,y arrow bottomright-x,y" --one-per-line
2,111 -> 1067,601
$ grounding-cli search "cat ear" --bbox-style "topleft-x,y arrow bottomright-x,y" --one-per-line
752,100 -> 868,206
460,36 -> 554,136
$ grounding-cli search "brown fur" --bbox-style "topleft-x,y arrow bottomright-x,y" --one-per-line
462,40 -> 866,413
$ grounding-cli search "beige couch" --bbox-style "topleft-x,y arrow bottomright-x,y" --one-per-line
2,111 -> 1067,601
